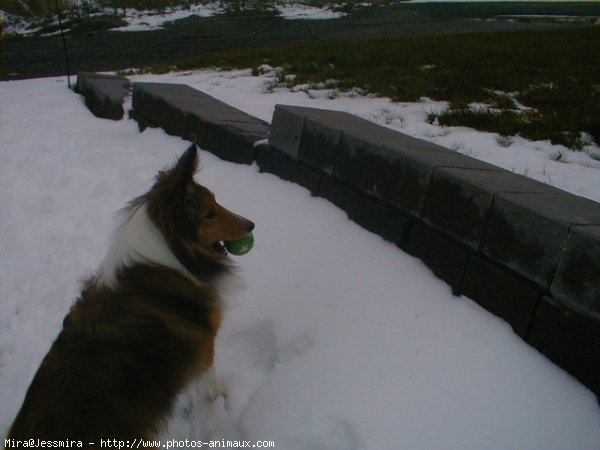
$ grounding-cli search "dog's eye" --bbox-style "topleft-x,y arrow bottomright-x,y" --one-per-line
205,209 -> 217,220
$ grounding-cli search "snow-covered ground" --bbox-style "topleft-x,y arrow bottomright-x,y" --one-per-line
113,2 -> 348,31
0,1 -> 349,35
1,72 -> 599,449
111,1 -> 347,33
112,3 -> 223,32
274,3 -> 347,21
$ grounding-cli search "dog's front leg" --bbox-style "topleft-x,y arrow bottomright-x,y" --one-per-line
204,365 -> 228,404
189,366 -> 229,439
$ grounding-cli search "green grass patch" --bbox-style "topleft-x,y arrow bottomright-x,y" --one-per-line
166,26 -> 600,149
427,108 -> 582,149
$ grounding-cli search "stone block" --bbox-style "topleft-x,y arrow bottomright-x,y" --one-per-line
269,105 -> 308,158
422,168 -> 552,249
528,296 -> 600,396
405,224 -> 471,294
461,256 -> 541,337
255,144 -> 321,195
76,72 -> 130,120
132,83 -> 205,136
481,192 -> 600,289
202,120 -> 266,164
334,124 -> 500,217
551,225 -> 600,319
317,177 -> 362,218
271,105 -> 365,172
128,108 -> 158,132
270,105 -> 502,217
297,116 -> 343,174
133,82 -> 206,99
353,197 -> 412,247
132,82 -> 269,164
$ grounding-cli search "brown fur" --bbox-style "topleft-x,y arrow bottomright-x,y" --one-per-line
7,145 -> 253,445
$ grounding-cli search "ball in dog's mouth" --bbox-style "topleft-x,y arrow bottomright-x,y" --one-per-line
223,233 -> 254,256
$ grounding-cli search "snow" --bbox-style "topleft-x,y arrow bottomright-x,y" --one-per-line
112,2 -> 348,30
0,2 -> 349,35
274,3 -> 347,21
1,73 -> 599,449
112,4 -> 222,32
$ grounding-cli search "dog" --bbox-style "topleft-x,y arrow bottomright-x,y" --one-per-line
7,144 -> 254,445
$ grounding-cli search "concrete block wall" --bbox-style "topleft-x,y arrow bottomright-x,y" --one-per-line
75,72 -> 131,120
132,82 -> 270,164
119,81 -> 598,396
261,105 -> 600,396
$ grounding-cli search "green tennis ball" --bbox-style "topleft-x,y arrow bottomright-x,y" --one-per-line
224,233 -> 254,256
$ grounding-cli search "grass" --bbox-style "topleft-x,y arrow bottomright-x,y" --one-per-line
431,81 -> 600,149
160,26 -> 600,149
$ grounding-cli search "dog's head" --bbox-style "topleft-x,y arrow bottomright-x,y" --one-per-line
144,144 -> 254,280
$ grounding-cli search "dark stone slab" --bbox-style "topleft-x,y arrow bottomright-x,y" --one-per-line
76,72 -> 130,120
461,256 -> 541,337
333,123 -> 500,217
551,225 -> 600,319
130,82 -> 156,118
264,104 -> 600,395
133,82 -> 261,123
128,108 -> 158,132
405,224 -> 471,294
481,192 -> 600,289
255,143 -> 321,195
353,197 -> 412,247
133,82 -> 207,99
318,177 -> 362,218
132,83 -> 212,137
298,116 -> 343,175
269,105 -> 345,161
528,296 -> 600,396
202,120 -> 265,164
153,95 -> 188,137
270,104 -> 500,217
422,168 -> 553,250
269,104 -> 307,159
132,82 -> 269,164
133,82 -> 257,120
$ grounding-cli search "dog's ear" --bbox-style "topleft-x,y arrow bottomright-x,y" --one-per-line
170,143 -> 199,197
153,144 -> 200,202
174,143 -> 199,181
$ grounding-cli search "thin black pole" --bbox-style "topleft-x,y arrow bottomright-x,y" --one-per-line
54,0 -> 72,88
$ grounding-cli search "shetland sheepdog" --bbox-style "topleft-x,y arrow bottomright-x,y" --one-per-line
7,144 -> 254,444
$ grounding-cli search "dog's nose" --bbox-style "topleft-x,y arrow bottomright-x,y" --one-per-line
232,212 -> 255,233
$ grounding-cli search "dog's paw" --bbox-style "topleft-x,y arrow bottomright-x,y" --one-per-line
189,375 -> 230,440
203,367 -> 229,406
207,379 -> 228,404
202,393 -> 228,439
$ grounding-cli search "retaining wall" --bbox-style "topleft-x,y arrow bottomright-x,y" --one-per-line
264,105 -> 600,396
132,82 -> 270,164
84,78 -> 599,396
75,72 -> 130,120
